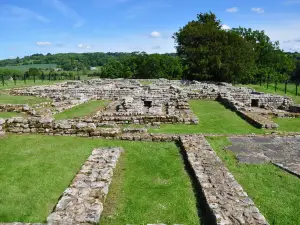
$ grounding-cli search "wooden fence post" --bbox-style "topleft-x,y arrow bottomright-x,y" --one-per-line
285,81 -> 288,94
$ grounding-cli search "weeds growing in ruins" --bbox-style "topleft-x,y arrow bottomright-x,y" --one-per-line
207,136 -> 300,225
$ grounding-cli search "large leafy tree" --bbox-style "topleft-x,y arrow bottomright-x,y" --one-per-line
173,12 -> 256,82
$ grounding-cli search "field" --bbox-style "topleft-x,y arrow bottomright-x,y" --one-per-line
207,137 -> 300,225
0,64 -> 57,72
54,100 -> 109,120
149,100 -> 264,134
0,135 -> 199,224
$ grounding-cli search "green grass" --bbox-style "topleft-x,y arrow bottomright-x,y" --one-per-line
54,100 -> 109,120
0,93 -> 49,106
273,117 -> 300,132
207,137 -> 300,225
246,84 -> 300,104
0,135 -> 199,224
0,64 -> 57,72
0,112 -> 22,118
0,80 -> 65,90
149,100 -> 263,134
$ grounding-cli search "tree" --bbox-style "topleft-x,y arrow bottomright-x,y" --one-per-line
173,12 -> 256,82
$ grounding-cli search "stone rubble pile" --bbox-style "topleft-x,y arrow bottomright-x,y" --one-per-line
180,135 -> 269,225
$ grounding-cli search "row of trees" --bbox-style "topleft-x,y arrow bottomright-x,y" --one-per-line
1,12 -> 300,83
0,68 -> 81,82
0,52 -> 177,72
173,12 -> 298,83
99,53 -> 183,79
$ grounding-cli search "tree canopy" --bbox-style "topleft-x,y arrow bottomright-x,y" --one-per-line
173,12 -> 296,83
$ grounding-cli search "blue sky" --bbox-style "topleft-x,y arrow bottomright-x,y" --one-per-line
0,0 -> 300,59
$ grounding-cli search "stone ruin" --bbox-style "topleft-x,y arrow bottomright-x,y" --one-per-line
4,79 -> 299,131
1,79 -> 300,225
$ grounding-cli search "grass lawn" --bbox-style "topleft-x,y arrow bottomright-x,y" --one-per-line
207,137 -> 300,225
273,117 -> 300,132
0,80 -> 66,90
246,84 -> 300,104
149,100 -> 263,134
0,93 -> 49,105
54,100 -> 110,120
0,112 -> 22,118
0,135 -> 199,224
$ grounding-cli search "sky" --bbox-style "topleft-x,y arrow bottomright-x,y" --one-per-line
0,0 -> 300,59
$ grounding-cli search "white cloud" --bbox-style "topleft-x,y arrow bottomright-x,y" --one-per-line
252,8 -> 265,13
36,41 -> 52,46
221,24 -> 231,30
226,7 -> 239,13
150,31 -> 161,38
47,0 -> 85,27
77,44 -> 91,49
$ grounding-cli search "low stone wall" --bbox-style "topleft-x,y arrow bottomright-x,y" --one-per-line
180,135 -> 269,225
47,147 -> 123,225
1,117 -> 179,142
0,104 -> 36,116
99,114 -> 198,125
